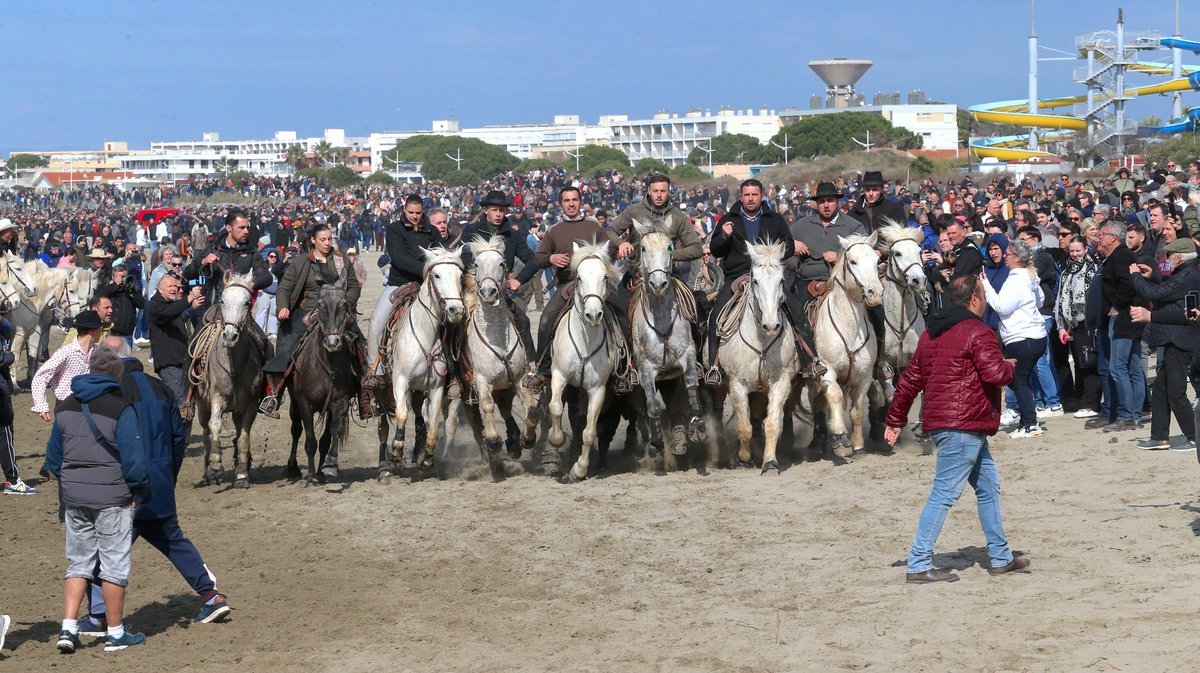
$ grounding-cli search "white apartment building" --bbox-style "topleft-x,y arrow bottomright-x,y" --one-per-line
777,104 -> 959,151
607,107 -> 783,166
118,129 -> 367,181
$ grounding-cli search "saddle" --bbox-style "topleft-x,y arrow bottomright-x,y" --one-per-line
374,282 -> 421,375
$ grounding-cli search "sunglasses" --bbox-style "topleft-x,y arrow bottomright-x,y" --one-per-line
1058,230 -> 1073,236
1069,217 -> 1081,222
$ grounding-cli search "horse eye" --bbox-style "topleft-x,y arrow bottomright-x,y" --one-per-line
893,251 -> 901,257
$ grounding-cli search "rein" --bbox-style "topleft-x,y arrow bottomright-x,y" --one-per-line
881,246 -> 925,342
825,242 -> 874,369
404,261 -> 462,381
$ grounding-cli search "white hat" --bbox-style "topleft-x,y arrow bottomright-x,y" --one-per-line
0,218 -> 16,234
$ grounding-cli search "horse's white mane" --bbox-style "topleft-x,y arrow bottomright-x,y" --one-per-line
569,240 -> 616,276
639,230 -> 673,254
466,235 -> 505,260
838,233 -> 876,253
874,221 -> 924,253
747,241 -> 786,269
222,270 -> 255,294
421,246 -> 464,275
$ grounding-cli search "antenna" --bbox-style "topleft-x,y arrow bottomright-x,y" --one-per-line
770,133 -> 791,164
444,148 -> 463,171
851,130 -> 875,152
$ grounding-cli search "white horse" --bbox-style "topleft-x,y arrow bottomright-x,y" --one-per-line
194,271 -> 265,488
546,241 -> 620,483
8,262 -> 95,383
874,223 -> 928,374
809,233 -> 883,458
385,246 -> 465,476
711,242 -> 798,474
629,231 -> 705,464
454,236 -> 538,479
1,253 -> 39,299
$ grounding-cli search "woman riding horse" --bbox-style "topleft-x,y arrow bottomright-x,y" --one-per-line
259,224 -> 363,417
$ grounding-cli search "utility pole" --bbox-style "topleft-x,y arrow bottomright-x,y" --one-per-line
851,130 -> 874,152
564,144 -> 581,173
696,138 -> 715,175
445,147 -> 463,171
770,133 -> 791,164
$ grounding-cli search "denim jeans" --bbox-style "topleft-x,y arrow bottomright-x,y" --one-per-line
1030,317 -> 1060,408
1098,319 -> 1113,419
1108,321 -> 1146,422
907,430 -> 1013,573
1004,337 -> 1045,428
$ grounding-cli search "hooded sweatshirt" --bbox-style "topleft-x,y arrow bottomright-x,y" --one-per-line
982,233 -> 1010,330
982,265 -> 1047,345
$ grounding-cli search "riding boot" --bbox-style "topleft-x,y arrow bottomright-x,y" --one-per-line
793,314 -> 827,379
867,304 -> 892,380
179,383 -> 195,422
258,374 -> 284,418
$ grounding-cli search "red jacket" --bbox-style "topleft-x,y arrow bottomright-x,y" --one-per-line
886,309 -> 1014,435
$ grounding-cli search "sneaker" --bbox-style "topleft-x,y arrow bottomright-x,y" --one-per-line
1171,439 -> 1197,452
0,614 -> 10,652
57,629 -> 80,654
1103,419 -> 1141,433
78,614 -> 108,637
1037,405 -> 1064,419
134,337 -> 151,347
1084,417 -> 1112,430
1009,425 -> 1045,439
193,595 -> 231,624
1135,438 -> 1170,450
104,630 -> 145,651
1073,408 -> 1099,419
1000,409 -> 1019,426
3,479 -> 38,495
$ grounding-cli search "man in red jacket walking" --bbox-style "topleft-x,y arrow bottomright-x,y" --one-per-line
885,275 -> 1031,583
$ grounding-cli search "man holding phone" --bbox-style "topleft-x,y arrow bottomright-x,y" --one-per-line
1128,237 -> 1200,450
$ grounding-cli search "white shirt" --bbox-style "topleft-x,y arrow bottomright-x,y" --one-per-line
983,269 -> 1047,344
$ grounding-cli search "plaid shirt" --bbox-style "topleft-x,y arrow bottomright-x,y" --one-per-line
30,340 -> 93,414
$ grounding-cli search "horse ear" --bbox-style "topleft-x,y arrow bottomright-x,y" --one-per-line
837,235 -> 849,251
867,231 -> 879,248
572,241 -> 582,254
420,246 -> 434,262
223,269 -> 233,286
451,244 -> 464,258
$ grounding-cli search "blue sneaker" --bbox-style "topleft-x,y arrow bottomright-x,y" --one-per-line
193,595 -> 231,624
56,629 -> 80,654
103,630 -> 145,651
78,614 -> 107,637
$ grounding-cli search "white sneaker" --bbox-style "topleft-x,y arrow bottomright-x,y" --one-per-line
1073,408 -> 1099,419
1009,425 -> 1045,439
0,613 -> 9,651
1000,409 -> 1019,426
134,338 -> 151,347
1037,405 -> 1064,419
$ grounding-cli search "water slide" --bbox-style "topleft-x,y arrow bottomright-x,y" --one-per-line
969,46 -> 1200,160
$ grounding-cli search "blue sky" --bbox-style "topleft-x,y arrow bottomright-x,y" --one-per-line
3,0 -> 1200,154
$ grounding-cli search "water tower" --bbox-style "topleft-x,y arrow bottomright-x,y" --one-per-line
808,58 -> 873,109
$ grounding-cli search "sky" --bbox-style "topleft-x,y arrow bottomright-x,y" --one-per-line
3,0 -> 1200,154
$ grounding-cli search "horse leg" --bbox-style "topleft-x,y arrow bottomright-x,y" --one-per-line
761,377 -> 792,476
477,381 -> 504,457
302,412 -> 320,487
196,403 -> 214,486
683,349 -> 706,446
729,382 -> 754,468
417,386 -> 443,472
567,384 -> 607,483
320,405 -> 343,482
206,401 -> 226,484
518,384 -> 540,451
499,392 -> 523,460
390,378 -> 411,464
546,371 -> 568,448
639,364 -> 665,460
821,375 -> 853,459
849,381 -> 871,456
376,416 -> 395,482
287,402 -> 303,480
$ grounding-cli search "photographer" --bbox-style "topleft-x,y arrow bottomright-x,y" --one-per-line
95,263 -> 145,349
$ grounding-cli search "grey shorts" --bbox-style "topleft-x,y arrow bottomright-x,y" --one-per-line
64,505 -> 134,586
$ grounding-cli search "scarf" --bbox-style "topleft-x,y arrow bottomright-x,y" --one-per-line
1056,255 -> 1097,329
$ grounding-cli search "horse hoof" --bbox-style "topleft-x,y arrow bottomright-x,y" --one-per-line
548,430 -> 564,448
760,460 -> 780,476
304,478 -> 319,488
418,455 -> 435,472
377,469 -> 394,484
648,440 -> 664,459
851,447 -> 867,458
321,466 -> 339,481
833,445 -> 855,460
686,418 -> 706,444
562,469 -> 586,484
519,434 -> 535,451
831,433 -> 852,449
735,459 -> 755,470
484,437 -> 504,455
506,443 -> 522,460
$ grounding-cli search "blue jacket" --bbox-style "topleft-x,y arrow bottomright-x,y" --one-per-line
45,374 -> 151,508
982,233 -> 1011,330
119,358 -> 186,520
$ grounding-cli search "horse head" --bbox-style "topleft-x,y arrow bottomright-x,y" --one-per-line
316,283 -> 349,352
0,274 -> 20,314
1,254 -> 37,298
467,235 -> 507,307
571,240 -> 616,327
637,230 -> 674,297
219,270 -> 254,346
421,246 -> 466,324
875,222 -> 928,293
746,241 -> 787,336
836,232 -> 884,307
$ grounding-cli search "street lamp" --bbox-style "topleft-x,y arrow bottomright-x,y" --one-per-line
696,138 -> 715,176
770,133 -> 791,165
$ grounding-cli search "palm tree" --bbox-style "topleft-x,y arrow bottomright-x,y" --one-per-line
312,140 -> 333,167
284,144 -> 307,170
328,147 -> 351,167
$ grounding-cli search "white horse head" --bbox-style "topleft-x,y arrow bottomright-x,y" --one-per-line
219,270 -> 255,347
571,240 -> 616,327
0,273 -> 20,313
875,221 -> 927,293
467,235 -> 507,307
422,246 -> 466,324
638,231 -> 674,297
746,241 -> 787,336
835,233 -> 884,307
2,254 -> 37,297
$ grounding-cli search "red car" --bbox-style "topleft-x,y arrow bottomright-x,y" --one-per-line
135,208 -> 181,225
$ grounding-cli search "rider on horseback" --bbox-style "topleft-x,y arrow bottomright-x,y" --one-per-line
458,190 -> 537,362
258,223 -> 363,417
704,179 -> 798,385
360,195 -> 443,417
180,208 -> 274,418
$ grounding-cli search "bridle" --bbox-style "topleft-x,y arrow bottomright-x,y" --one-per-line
825,241 -> 876,368
881,240 -> 927,340
219,282 -> 253,336
567,254 -> 616,385
832,241 -> 876,302
472,248 -> 506,302
406,259 -> 464,380
736,263 -> 785,384
572,255 -> 609,319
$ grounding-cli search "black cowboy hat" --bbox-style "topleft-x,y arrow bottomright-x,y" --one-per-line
862,171 -> 885,188
812,182 -> 840,200
72,309 -> 102,331
480,190 -> 511,208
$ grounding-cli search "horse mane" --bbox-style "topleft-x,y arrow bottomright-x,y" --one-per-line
639,231 -> 673,255
421,246 -> 464,275
873,220 -> 923,253
466,235 -> 505,260
569,240 -> 616,276
746,241 -> 786,269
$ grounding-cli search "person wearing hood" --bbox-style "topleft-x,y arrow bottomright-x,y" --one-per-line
885,275 -> 1025,584
981,233 -> 1010,332
45,348 -> 150,653
982,239 -> 1048,439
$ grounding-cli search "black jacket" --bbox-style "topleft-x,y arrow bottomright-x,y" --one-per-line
145,292 -> 194,370
1032,248 -> 1058,316
850,194 -> 907,232
951,241 -> 984,279
96,279 -> 145,336
710,202 -> 794,278
459,217 -> 537,285
1131,258 -> 1200,350
1100,244 -> 1148,338
182,236 -> 273,304
385,217 -> 443,286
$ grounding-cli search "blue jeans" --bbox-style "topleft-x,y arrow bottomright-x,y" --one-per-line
1108,321 -> 1146,422
1098,321 -> 1113,419
1031,317 -> 1060,408
908,430 -> 1014,573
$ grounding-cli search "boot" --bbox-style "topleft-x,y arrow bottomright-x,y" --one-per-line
178,385 -> 195,421
358,385 -> 379,420
258,375 -> 284,418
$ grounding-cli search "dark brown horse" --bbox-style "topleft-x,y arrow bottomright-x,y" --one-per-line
286,282 -> 360,486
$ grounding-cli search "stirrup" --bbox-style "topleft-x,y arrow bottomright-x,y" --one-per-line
703,365 -> 723,386
874,361 -> 894,380
524,371 -> 548,392
257,395 -> 280,418
803,359 -> 829,379
178,399 -> 195,422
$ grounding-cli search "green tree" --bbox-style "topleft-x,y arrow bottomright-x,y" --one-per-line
687,133 -> 773,165
7,153 -> 49,170
1142,114 -> 1165,127
575,145 -> 630,174
311,140 -> 334,167
284,144 -> 308,170
910,156 -> 935,176
632,158 -> 671,176
442,168 -> 481,186
324,165 -> 361,187
365,171 -> 397,185
516,158 -> 558,172
671,164 -> 709,180
769,112 -> 920,160
1144,134 -> 1200,166
382,136 -> 518,182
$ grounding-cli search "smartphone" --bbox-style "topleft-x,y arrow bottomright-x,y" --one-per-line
1187,291 -> 1199,313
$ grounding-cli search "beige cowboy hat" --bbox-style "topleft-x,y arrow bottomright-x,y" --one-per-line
87,248 -> 109,259
0,218 -> 17,234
